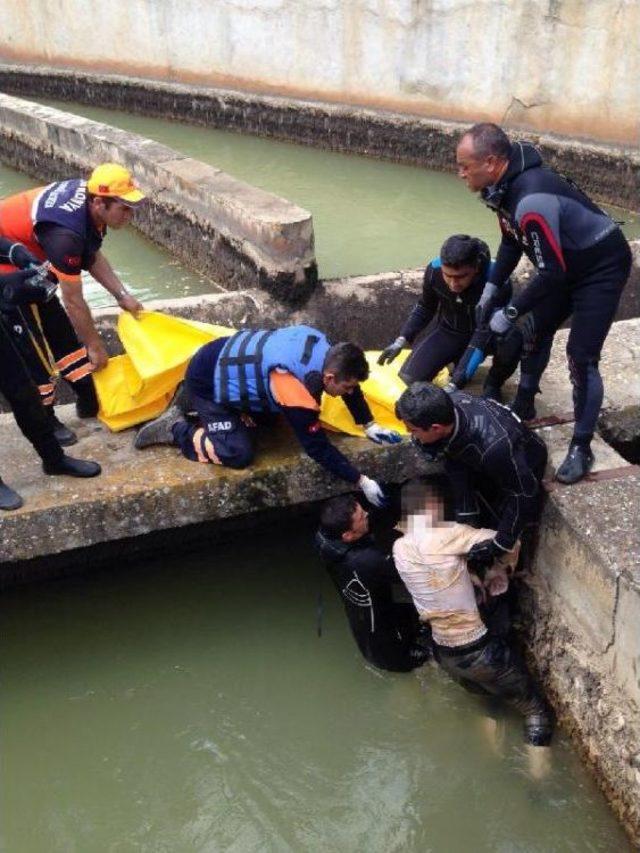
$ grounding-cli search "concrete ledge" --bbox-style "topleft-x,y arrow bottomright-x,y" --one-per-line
0,64 -> 637,209
0,92 -> 317,300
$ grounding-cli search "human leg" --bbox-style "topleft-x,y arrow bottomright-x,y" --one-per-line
484,324 -> 523,401
171,392 -> 256,470
399,323 -> 468,385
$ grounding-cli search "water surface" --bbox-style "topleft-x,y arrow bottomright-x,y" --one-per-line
0,528 -> 630,852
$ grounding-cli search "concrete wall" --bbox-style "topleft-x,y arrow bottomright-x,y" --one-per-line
0,94 -> 317,300
0,1 -> 638,146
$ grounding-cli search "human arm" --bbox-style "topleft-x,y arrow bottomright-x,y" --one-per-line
88,250 -> 143,314
59,280 -> 108,369
399,265 -> 439,343
0,238 -> 41,268
343,385 -> 401,445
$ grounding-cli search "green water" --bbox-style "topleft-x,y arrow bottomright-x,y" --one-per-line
34,99 -> 640,281
0,528 -> 630,852
0,163 -> 213,309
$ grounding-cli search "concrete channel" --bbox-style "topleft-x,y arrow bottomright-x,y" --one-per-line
0,83 -> 638,841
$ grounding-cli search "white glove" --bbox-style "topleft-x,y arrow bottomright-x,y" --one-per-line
358,475 -> 386,507
364,421 -> 403,445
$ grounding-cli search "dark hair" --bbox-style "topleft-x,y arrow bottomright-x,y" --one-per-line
401,475 -> 454,520
319,494 -> 360,538
463,123 -> 512,160
323,342 -> 369,382
440,234 -> 490,269
395,382 -> 454,429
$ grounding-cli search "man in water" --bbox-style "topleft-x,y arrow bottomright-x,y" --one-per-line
378,233 -> 522,401
395,382 -> 547,576
316,493 -> 430,672
0,163 -> 146,444
393,478 -> 553,746
456,122 -> 632,482
134,324 -> 401,507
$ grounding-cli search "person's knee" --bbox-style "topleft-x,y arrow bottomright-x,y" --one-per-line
567,352 -> 599,388
221,444 -> 254,470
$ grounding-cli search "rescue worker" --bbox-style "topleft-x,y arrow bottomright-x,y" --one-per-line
0,239 -> 101,510
0,163 -> 146,446
316,494 -> 430,672
393,479 -> 553,745
134,325 -> 401,507
378,234 -> 522,400
456,123 -> 632,483
395,382 -> 547,573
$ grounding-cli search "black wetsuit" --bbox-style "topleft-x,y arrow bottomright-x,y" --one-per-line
484,142 -> 632,444
398,259 -> 521,390
418,392 -> 547,552
316,531 -> 428,672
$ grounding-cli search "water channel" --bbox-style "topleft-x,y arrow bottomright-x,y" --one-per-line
35,98 -> 640,282
0,525 -> 630,852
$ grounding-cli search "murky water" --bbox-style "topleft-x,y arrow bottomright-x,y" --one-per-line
0,527 -> 630,852
34,99 -> 640,281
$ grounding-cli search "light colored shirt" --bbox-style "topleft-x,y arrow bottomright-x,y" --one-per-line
392,517 -> 519,648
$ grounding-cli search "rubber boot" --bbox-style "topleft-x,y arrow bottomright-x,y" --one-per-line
43,454 -> 101,477
555,443 -> 594,485
134,404 -> 183,449
0,477 -> 24,511
48,407 -> 78,447
482,382 -> 503,403
509,389 -> 537,422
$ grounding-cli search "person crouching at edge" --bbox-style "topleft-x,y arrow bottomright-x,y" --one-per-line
392,478 -> 553,749
316,493 -> 431,672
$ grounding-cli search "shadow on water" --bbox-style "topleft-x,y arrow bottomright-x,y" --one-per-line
0,525 -> 631,852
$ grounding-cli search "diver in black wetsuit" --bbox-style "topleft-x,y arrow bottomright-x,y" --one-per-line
378,234 -> 522,401
395,382 -> 547,571
456,123 -> 632,483
316,494 -> 430,672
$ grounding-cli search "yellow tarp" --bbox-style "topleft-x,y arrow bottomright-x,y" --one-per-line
95,312 -> 449,434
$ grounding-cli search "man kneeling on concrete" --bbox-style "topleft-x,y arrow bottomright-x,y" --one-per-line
316,494 -> 430,672
393,478 -> 553,745
135,324 -> 401,506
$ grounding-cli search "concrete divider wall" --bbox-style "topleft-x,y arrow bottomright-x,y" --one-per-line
0,65 -> 638,209
0,93 -> 317,300
0,0 -> 637,146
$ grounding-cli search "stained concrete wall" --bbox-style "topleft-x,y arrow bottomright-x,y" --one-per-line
0,1 -> 638,146
0,65 -> 638,211
0,93 -> 317,300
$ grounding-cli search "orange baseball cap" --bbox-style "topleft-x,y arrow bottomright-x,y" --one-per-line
87,163 -> 145,205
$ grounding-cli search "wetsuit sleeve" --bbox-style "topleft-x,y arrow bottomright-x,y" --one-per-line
33,223 -> 87,280
0,237 -> 15,263
445,459 -> 481,525
399,265 -> 439,343
281,405 -> 361,483
342,385 -> 373,426
490,225 -> 523,289
510,193 -> 567,314
482,437 -> 542,551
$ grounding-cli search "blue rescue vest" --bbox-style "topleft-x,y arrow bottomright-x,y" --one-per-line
33,180 -> 91,240
213,325 -> 330,413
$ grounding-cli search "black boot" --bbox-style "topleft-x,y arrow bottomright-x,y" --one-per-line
0,477 -> 24,511
48,408 -> 78,447
43,454 -> 101,478
555,443 -> 594,484
509,389 -> 536,422
482,382 -> 503,403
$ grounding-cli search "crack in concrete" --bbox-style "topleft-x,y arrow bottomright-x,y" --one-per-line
603,572 -> 621,655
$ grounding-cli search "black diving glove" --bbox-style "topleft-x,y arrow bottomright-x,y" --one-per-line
0,267 -> 57,309
378,336 -> 406,366
467,538 -> 503,577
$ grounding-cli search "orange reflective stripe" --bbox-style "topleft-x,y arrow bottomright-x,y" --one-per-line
0,187 -> 44,252
56,347 -> 87,371
51,266 -> 81,284
65,364 -> 93,382
192,427 -> 222,465
269,371 -> 319,410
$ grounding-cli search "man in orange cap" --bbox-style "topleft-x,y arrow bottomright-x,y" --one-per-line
0,163 -> 146,444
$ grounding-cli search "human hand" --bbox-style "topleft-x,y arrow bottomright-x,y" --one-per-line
467,538 -> 502,575
364,422 -> 403,445
358,475 -> 386,507
489,308 -> 514,336
475,282 -> 499,325
377,336 -> 406,366
8,242 -> 42,270
0,267 -> 52,307
86,339 -> 109,371
117,291 -> 143,316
